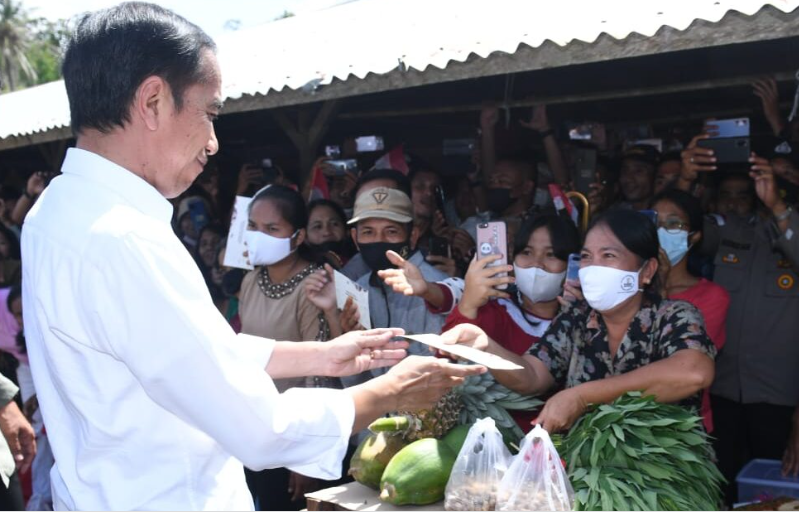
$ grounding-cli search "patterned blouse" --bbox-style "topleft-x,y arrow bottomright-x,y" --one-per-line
528,297 -> 716,410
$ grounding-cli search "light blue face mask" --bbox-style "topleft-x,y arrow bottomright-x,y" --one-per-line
658,228 -> 690,266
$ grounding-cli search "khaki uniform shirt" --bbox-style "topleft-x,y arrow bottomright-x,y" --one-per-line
706,209 -> 799,406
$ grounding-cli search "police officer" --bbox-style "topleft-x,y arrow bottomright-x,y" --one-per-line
679,134 -> 799,506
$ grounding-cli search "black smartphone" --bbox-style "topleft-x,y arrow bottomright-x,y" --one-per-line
260,158 -> 278,184
428,236 -> 450,258
697,137 -> 750,164
571,147 -> 597,196
434,185 -> 446,214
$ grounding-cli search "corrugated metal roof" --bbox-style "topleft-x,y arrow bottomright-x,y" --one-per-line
1,0 -> 797,142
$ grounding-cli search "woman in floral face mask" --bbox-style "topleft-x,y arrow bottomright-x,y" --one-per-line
653,189 -> 730,434
440,210 -> 717,434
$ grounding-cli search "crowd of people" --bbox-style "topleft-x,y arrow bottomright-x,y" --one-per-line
108,76 -> 793,509
0,15 -> 797,506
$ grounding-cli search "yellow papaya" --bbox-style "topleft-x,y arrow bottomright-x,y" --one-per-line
348,431 -> 407,490
379,438 -> 456,506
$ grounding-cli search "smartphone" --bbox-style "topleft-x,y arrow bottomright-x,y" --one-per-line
327,159 -> 359,175
476,221 -> 508,290
260,158 -> 278,184
563,253 -> 581,302
434,185 -> 446,214
442,138 -> 476,156
697,137 -> 750,164
569,124 -> 594,141
571,147 -> 597,196
428,236 -> 450,258
706,117 -> 750,139
355,136 -> 385,153
325,145 -> 341,159
639,209 -> 658,226
188,198 -> 209,234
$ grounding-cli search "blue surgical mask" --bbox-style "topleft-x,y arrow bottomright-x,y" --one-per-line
658,228 -> 689,266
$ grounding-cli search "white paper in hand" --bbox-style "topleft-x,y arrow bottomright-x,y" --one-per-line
401,334 -> 523,370
223,196 -> 254,270
333,270 -> 371,330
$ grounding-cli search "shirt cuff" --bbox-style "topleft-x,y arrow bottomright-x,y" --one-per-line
278,387 -> 355,480
425,282 -> 455,315
234,333 -> 276,370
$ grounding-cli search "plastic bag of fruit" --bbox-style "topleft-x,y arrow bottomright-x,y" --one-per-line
444,417 -> 512,511
496,424 -> 573,511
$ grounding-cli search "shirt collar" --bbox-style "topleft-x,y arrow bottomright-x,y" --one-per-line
61,147 -> 174,223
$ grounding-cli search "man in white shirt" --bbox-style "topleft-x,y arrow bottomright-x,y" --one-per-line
21,3 -> 483,510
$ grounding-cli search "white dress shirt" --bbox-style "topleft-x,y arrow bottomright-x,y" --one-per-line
21,148 -> 355,511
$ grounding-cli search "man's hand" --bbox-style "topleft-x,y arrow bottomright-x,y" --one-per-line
381,355 -> 486,412
749,153 -> 783,212
783,406 -> 799,477
439,323 -> 493,352
753,77 -> 785,136
533,387 -> 588,434
288,472 -> 319,503
324,328 -> 408,377
460,254 -> 514,318
0,400 -> 36,473
235,164 -> 263,195
378,250 -> 429,297
26,171 -> 53,198
679,134 -> 717,188
304,264 -> 337,313
519,105 -> 550,133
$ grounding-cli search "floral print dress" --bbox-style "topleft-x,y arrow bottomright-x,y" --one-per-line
528,297 -> 716,410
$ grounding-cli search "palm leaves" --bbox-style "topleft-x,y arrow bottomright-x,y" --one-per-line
0,0 -> 36,92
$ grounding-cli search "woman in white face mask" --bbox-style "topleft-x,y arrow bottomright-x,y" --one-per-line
653,189 -> 730,435
440,209 -> 717,435
238,185 -> 343,510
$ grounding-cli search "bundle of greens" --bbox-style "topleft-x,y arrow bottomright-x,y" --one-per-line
556,392 -> 724,511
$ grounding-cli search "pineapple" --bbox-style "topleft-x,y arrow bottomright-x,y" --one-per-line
368,373 -> 542,443
369,391 -> 461,440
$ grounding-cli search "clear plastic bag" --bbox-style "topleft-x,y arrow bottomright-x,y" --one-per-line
496,424 -> 574,511
444,417 -> 512,511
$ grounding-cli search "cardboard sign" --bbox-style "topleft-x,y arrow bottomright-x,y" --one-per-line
333,270 -> 371,329
223,196 -> 254,271
401,334 -> 524,370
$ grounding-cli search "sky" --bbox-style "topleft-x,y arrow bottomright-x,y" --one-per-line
21,0 -> 351,38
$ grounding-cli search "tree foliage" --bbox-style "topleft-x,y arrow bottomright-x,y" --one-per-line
0,0 -> 66,93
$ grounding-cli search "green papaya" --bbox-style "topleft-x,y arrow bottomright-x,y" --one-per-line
442,424 -> 472,455
348,431 -> 407,490
379,438 -> 456,506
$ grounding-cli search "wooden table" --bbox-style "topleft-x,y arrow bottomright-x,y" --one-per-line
306,481 -> 445,511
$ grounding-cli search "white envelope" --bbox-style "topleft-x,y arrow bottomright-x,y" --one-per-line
223,196 -> 254,271
401,334 -> 523,370
333,270 -> 371,330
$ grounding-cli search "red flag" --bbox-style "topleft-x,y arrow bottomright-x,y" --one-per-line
373,144 -> 409,175
308,163 -> 329,202
548,183 -> 579,227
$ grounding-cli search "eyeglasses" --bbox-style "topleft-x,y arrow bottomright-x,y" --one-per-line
657,218 -> 689,234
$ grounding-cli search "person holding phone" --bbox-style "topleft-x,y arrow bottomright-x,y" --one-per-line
441,210 -> 716,435
443,214 -> 580,425
679,136 -> 799,505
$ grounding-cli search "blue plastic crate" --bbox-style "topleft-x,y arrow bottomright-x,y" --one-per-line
737,459 -> 799,503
